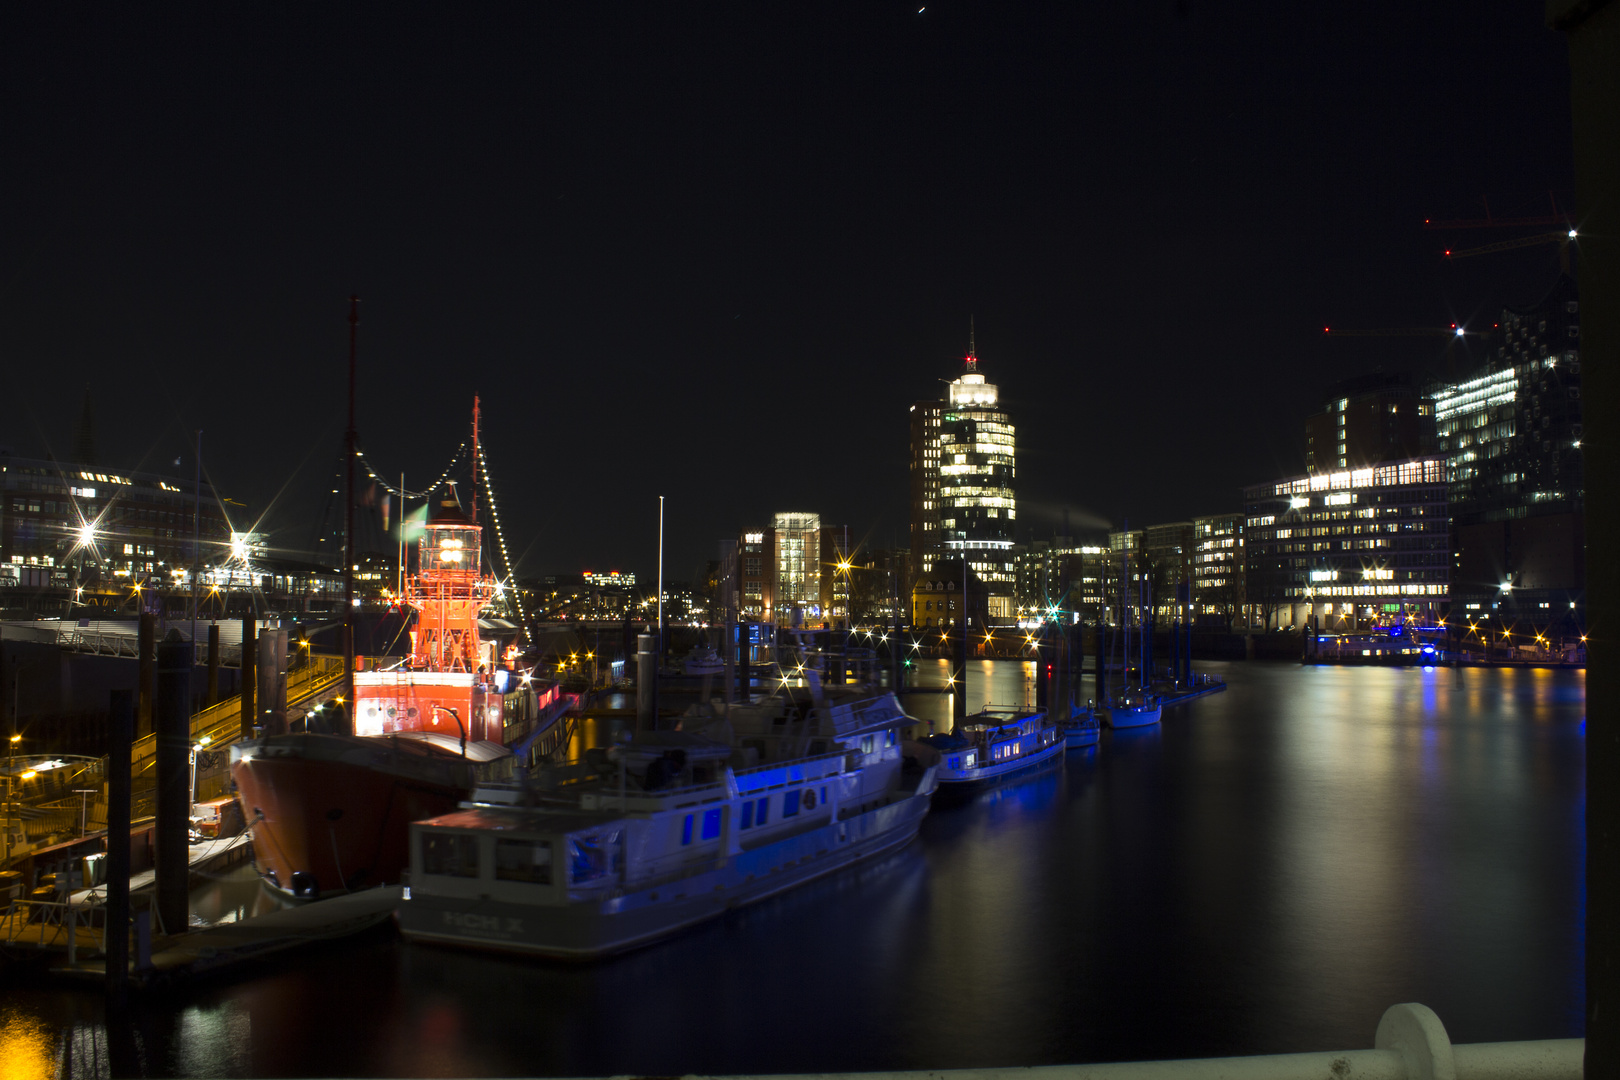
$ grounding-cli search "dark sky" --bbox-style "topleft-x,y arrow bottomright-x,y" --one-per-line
1,3 -> 1576,584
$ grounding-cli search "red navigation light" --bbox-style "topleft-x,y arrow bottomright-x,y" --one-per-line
1444,249 -> 1452,256
1323,326 -> 1330,333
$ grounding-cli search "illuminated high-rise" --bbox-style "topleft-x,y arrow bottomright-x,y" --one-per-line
910,331 -> 1017,622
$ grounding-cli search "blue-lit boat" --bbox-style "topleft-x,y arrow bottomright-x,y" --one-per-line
1104,692 -> 1161,729
395,683 -> 937,960
921,707 -> 1064,788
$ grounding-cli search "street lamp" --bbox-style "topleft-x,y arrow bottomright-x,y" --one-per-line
5,733 -> 19,865
189,735 -> 212,820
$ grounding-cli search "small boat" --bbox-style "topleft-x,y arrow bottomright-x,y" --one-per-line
921,707 -> 1064,787
395,680 -> 937,960
1060,701 -> 1100,748
682,646 -> 724,677
1104,692 -> 1162,729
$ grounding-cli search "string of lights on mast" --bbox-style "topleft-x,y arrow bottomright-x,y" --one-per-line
476,438 -> 528,641
358,442 -> 469,499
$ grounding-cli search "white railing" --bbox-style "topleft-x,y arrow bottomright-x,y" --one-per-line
4,898 -> 107,964
607,1005 -> 1580,1080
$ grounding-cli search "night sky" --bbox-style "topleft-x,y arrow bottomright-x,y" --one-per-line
2,3 -> 1576,584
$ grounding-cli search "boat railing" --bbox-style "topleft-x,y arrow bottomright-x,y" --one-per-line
2,897 -> 108,962
481,748 -> 854,813
590,749 -> 852,810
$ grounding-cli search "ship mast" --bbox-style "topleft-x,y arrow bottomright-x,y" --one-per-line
470,395 -> 480,526
344,295 -> 359,734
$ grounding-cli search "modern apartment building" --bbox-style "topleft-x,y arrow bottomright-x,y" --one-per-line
1191,513 -> 1245,628
1304,372 -> 1436,474
1243,458 -> 1450,631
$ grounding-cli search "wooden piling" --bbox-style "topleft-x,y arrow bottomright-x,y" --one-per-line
240,617 -> 256,741
105,688 -> 133,1002
206,622 -> 220,706
155,631 -> 190,936
137,612 -> 155,737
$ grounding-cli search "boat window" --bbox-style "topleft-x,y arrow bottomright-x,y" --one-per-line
860,735 -> 875,755
781,789 -> 800,818
421,832 -> 480,878
494,838 -> 551,885
701,807 -> 722,841
681,814 -> 694,845
756,797 -> 769,825
569,830 -> 622,884
885,730 -> 897,748
740,801 -> 755,829
948,756 -> 960,770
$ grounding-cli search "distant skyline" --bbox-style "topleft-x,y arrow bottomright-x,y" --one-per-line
2,3 -> 1576,582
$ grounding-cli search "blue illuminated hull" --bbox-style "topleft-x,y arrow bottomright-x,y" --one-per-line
1104,701 -> 1161,728
934,734 -> 1065,788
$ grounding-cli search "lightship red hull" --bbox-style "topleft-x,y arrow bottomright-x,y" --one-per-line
230,733 -> 511,900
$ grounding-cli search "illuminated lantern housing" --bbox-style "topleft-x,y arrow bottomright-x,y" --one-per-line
352,489 -> 503,742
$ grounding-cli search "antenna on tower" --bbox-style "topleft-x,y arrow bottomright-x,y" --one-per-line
966,316 -> 978,372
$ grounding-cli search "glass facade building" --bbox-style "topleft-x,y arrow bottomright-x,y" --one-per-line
937,352 -> 1016,621
1243,459 -> 1450,631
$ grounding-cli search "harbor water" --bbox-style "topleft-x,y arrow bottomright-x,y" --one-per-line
0,661 -> 1586,1077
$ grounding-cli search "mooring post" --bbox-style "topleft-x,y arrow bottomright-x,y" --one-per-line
636,632 -> 658,732
155,630 -> 191,936
105,688 -> 132,1001
206,622 -> 220,706
241,616 -> 256,741
137,611 -> 156,737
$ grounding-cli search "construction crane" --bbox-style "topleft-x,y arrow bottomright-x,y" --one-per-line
1444,230 -> 1578,273
1422,193 -> 1573,230
1322,325 -> 1488,339
1322,325 -> 1490,384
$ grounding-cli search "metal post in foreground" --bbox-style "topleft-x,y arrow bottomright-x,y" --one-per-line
1546,2 -> 1617,1069
636,633 -> 658,733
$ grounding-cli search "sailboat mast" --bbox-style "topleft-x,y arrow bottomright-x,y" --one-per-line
1121,519 -> 1129,697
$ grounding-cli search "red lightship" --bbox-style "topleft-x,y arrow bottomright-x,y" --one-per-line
231,406 -> 520,901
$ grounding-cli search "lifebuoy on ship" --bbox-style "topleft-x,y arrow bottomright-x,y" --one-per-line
803,789 -> 817,810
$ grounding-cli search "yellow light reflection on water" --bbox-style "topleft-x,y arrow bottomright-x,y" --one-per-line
0,1007 -> 56,1080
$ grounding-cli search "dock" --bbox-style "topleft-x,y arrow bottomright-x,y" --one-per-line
1,834 -> 400,987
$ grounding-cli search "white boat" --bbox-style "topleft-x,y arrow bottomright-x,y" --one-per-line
682,646 -> 724,677
395,681 -> 937,959
1061,701 -> 1100,748
1104,692 -> 1162,729
921,707 -> 1064,787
